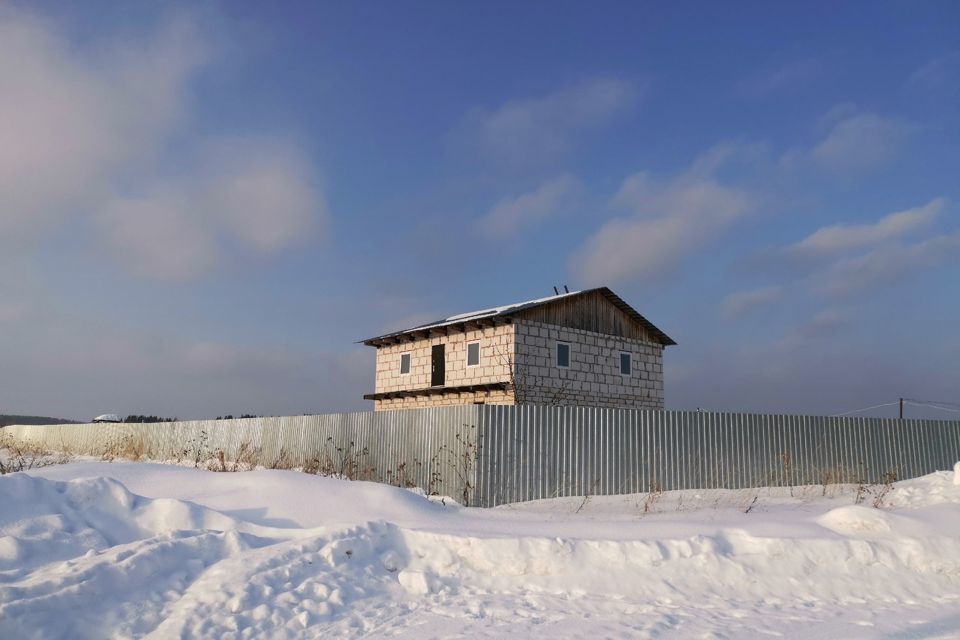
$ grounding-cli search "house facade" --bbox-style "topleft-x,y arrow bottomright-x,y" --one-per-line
362,288 -> 675,411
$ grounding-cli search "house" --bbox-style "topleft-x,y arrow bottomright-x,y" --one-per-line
361,287 -> 675,411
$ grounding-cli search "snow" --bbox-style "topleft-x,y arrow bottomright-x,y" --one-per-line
366,289 -> 583,341
3,461 -> 960,639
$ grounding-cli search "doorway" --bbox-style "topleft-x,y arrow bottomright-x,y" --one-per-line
431,344 -> 445,387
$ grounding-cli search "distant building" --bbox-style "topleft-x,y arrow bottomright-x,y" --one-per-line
361,287 -> 675,411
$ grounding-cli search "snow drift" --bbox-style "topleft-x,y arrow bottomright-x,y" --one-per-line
2,462 -> 960,638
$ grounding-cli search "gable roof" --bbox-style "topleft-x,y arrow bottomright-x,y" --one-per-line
361,287 -> 676,346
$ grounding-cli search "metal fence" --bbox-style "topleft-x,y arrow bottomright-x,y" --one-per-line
2,407 -> 481,503
5,406 -> 959,507
474,406 -> 960,506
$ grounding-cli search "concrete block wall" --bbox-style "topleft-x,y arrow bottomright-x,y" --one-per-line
374,388 -> 514,411
513,319 -> 664,409
373,323 -> 515,409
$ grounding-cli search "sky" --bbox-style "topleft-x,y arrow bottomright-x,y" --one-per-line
2,1 -> 959,421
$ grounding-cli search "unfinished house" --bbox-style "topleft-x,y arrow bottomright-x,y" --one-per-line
361,288 -> 675,411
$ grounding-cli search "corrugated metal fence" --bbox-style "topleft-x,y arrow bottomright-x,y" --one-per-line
475,406 -> 960,506
5,406 -> 959,507
2,407 -> 481,503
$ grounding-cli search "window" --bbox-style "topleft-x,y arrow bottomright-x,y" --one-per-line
556,342 -> 570,368
466,341 -> 480,367
399,353 -> 411,375
620,352 -> 632,376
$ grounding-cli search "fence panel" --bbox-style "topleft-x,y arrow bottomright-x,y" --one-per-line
470,407 -> 960,506
5,406 -> 959,508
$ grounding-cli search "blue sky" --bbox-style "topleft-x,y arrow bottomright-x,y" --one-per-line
2,1 -> 958,420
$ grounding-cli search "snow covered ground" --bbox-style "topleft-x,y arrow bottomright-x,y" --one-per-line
2,460 -> 960,639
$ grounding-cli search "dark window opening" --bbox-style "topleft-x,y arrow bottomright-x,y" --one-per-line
556,342 -> 570,368
620,352 -> 632,376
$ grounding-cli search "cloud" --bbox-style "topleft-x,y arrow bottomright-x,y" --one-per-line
721,286 -> 782,318
571,148 -> 757,284
790,310 -> 849,340
462,77 -> 638,166
907,51 -> 960,95
0,310 -> 373,418
205,139 -> 321,254
808,113 -> 915,173
96,189 -> 218,281
0,10 -> 204,240
0,302 -> 32,326
96,138 -> 323,280
667,337 -> 959,417
816,231 -> 960,296
0,8 -> 325,280
476,175 -> 578,239
790,198 -> 944,256
748,198 -> 950,281
743,198 -> 955,301
735,59 -> 820,97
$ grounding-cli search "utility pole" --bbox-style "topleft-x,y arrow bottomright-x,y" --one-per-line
899,397 -> 904,420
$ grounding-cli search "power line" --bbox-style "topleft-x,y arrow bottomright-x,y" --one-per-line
903,400 -> 960,414
903,397 -> 960,410
833,397 -> 960,418
832,401 -> 899,417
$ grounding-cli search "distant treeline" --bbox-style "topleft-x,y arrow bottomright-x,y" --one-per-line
0,415 -> 79,427
122,414 -> 262,422
122,415 -> 261,423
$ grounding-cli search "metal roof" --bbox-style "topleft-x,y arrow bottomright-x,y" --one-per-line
361,287 -> 676,346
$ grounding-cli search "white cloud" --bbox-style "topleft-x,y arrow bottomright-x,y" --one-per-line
0,10 -> 203,240
907,51 -> 960,93
790,310 -> 849,340
94,138 -> 322,280
750,198 -> 954,299
791,198 -> 944,255
0,314 -> 371,418
0,302 -> 32,326
792,110 -> 914,174
476,175 -> 578,238
207,142 -> 321,254
96,189 -> 218,281
463,77 -> 638,166
735,59 -> 820,97
817,232 -> 960,296
0,8 -> 326,280
571,148 -> 757,284
721,286 -> 782,318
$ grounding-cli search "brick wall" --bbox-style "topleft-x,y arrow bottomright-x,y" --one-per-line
513,319 -> 664,409
370,319 -> 664,410
372,323 -> 515,409
374,388 -> 514,411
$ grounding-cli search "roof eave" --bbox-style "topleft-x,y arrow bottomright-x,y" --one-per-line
360,286 -> 677,347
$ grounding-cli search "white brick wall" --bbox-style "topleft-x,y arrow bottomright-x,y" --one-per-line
512,319 -> 664,409
374,388 -> 513,411
370,318 -> 665,410
374,324 -> 515,394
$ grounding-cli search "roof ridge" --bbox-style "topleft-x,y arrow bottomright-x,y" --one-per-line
361,286 -> 674,346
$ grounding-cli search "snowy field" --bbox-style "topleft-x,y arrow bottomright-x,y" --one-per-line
2,460 -> 960,639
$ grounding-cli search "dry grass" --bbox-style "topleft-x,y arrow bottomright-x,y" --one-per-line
0,433 -> 72,474
101,434 -> 147,462
641,479 -> 663,515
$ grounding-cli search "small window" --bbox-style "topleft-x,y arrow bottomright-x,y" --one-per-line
620,352 -> 632,376
466,341 -> 480,367
556,342 -> 570,368
399,353 -> 411,375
